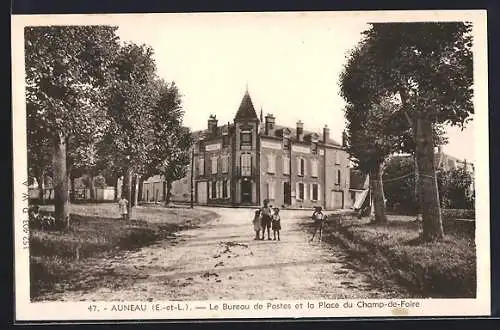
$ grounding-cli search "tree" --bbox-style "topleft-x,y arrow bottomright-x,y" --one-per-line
340,98 -> 409,223
101,42 -> 160,216
25,26 -> 120,227
340,22 -> 472,241
145,80 -> 193,206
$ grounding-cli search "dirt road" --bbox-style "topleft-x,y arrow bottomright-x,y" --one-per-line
57,208 -> 402,301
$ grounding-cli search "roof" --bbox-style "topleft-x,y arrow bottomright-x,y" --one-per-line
350,169 -> 368,190
234,91 -> 259,121
263,124 -> 341,146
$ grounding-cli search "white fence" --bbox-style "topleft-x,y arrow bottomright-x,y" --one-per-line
29,187 -> 116,201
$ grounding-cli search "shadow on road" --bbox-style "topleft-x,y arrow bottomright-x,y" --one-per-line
154,259 -> 335,281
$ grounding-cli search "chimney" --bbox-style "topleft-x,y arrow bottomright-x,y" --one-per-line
208,114 -> 218,135
323,125 -> 330,143
341,130 -> 347,147
296,120 -> 304,141
265,113 -> 275,135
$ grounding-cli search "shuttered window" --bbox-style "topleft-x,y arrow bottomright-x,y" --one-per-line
211,157 -> 218,174
311,159 -> 318,178
267,154 -> 276,174
283,156 -> 290,175
241,153 -> 252,176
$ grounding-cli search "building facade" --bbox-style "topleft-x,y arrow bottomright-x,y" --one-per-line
142,90 -> 351,210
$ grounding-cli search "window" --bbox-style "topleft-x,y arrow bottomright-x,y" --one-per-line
223,180 -> 228,198
267,154 -> 276,174
211,156 -> 218,174
335,151 -> 340,165
241,153 -> 252,176
312,183 -> 319,201
297,158 -> 305,176
283,156 -> 290,175
222,155 -> 229,173
198,140 -> 205,153
311,159 -> 318,178
216,181 -> 222,199
222,135 -> 230,148
297,182 -> 305,200
211,181 -> 217,199
226,180 -> 231,198
337,170 -> 341,185
266,181 -> 275,200
312,143 -> 318,154
240,132 -> 252,147
198,157 -> 205,176
283,138 -> 290,150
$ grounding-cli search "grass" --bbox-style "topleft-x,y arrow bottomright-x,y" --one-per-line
30,203 -> 219,301
305,213 -> 476,298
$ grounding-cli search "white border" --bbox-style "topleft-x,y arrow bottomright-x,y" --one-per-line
12,10 -> 490,321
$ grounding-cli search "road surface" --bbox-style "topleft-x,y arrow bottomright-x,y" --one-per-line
56,208 -> 402,301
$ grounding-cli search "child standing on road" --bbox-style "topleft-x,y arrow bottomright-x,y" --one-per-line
118,195 -> 129,221
272,207 -> 281,241
252,209 -> 262,240
310,206 -> 327,242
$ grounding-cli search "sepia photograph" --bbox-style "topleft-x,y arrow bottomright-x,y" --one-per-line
12,10 -> 489,320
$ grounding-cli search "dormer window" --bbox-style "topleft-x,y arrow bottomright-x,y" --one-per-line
240,131 -> 252,147
283,138 -> 290,150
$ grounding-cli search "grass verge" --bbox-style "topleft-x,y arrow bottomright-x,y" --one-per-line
304,213 -> 476,298
30,204 -> 219,301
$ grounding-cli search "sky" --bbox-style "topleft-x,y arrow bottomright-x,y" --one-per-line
114,12 -> 475,163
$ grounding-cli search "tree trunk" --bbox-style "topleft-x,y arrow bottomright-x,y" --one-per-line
130,174 -> 136,207
69,174 -> 75,203
138,176 -> 144,202
89,172 -> 95,200
37,172 -> 45,205
369,162 -> 388,224
414,154 -> 423,221
52,134 -> 69,229
134,174 -> 139,206
416,117 -> 444,241
122,169 -> 132,217
165,180 -> 173,206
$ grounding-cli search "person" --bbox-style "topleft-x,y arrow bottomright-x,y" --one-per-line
310,206 -> 327,242
252,209 -> 262,240
272,207 -> 281,241
118,195 -> 129,221
260,199 -> 273,240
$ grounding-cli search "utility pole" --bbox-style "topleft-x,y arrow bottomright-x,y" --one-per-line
190,148 -> 194,208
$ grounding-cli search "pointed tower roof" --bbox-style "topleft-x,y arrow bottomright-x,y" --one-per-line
234,89 -> 259,121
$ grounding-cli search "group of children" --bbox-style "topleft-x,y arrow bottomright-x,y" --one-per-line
252,199 -> 282,241
251,201 -> 328,242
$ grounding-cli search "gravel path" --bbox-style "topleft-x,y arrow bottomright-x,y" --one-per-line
56,208 -> 399,301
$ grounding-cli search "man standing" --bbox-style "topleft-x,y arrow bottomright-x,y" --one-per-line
260,199 -> 273,240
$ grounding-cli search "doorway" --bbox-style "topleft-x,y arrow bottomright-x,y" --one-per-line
283,182 -> 291,205
241,180 -> 252,204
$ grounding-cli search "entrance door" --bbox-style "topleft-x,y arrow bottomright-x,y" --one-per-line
283,182 -> 291,205
241,180 -> 252,204
197,181 -> 207,204
331,190 -> 344,209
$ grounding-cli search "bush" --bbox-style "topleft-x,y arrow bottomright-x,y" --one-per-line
441,208 -> 475,220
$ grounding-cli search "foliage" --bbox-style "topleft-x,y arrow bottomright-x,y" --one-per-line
25,26 -> 121,222
437,167 -> 475,209
144,80 -> 193,203
383,156 -> 416,211
99,43 -> 160,177
340,22 -> 473,240
384,156 -> 475,211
